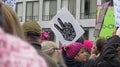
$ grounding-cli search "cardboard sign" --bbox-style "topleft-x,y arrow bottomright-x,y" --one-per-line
93,2 -> 110,37
98,6 -> 115,39
113,0 -> 120,27
50,7 -> 84,45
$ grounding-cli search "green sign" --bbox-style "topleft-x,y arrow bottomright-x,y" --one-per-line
97,6 -> 115,39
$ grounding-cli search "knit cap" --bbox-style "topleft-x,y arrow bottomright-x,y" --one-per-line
22,21 -> 41,36
65,42 -> 83,59
41,32 -> 50,43
83,40 -> 93,52
0,28 -> 48,67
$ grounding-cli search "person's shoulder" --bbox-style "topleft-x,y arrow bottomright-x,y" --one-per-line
84,58 -> 96,67
40,52 -> 58,67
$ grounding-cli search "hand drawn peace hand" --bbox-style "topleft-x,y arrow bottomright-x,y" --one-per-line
54,18 -> 76,41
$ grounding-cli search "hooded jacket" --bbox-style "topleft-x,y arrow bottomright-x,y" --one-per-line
62,48 -> 84,67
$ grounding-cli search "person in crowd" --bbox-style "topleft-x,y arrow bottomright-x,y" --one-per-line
0,28 -> 48,67
22,20 -> 58,67
1,1 -> 25,39
90,38 -> 107,59
84,38 -> 107,67
83,40 -> 94,61
41,41 -> 66,67
94,27 -> 120,67
62,42 -> 88,67
89,43 -> 97,59
83,40 -> 94,54
22,20 -> 41,43
40,31 -> 50,43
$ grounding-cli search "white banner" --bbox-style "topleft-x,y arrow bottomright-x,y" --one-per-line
113,0 -> 120,27
50,7 -> 85,45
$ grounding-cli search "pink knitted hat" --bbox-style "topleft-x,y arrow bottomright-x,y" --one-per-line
65,42 -> 83,59
83,40 -> 94,52
0,28 -> 48,67
40,32 -> 50,43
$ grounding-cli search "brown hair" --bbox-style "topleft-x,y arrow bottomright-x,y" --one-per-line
116,46 -> 120,57
1,2 -> 25,39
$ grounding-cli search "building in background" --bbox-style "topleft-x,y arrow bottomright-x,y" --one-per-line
15,0 -> 112,44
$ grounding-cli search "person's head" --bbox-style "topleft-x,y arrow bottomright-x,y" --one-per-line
1,2 -> 25,39
41,41 -> 59,56
83,40 -> 94,52
65,42 -> 88,62
22,20 -> 41,42
91,38 -> 106,55
0,28 -> 48,67
91,43 -> 97,54
41,41 -> 66,67
96,38 -> 107,54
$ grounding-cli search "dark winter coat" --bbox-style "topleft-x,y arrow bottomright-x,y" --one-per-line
62,48 -> 84,67
84,57 -> 96,67
98,35 -> 120,67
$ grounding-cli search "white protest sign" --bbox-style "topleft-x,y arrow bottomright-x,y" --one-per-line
50,7 -> 85,45
113,0 -> 120,27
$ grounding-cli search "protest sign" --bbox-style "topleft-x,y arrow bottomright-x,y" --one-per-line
50,7 -> 84,45
4,0 -> 16,10
113,0 -> 120,27
98,6 -> 115,39
93,2 -> 110,37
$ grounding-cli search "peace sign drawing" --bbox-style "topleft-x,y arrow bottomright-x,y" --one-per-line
54,18 -> 76,41
50,7 -> 84,45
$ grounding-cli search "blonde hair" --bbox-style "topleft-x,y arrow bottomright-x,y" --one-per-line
41,41 -> 66,67
1,2 -> 25,39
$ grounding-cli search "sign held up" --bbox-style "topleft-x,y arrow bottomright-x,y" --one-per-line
50,7 -> 84,45
113,0 -> 120,27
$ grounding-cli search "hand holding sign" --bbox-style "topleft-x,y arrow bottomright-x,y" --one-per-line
54,18 -> 76,41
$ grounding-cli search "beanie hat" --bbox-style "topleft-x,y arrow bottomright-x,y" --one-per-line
0,28 -> 48,67
83,40 -> 94,52
65,42 -> 83,59
41,32 -> 50,43
22,21 -> 41,36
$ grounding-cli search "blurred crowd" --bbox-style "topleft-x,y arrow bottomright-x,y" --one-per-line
0,1 -> 120,67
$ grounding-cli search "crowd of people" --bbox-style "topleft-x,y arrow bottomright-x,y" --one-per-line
0,1 -> 120,67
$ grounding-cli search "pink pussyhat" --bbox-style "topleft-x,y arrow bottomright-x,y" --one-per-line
65,42 -> 83,59
83,40 -> 94,52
